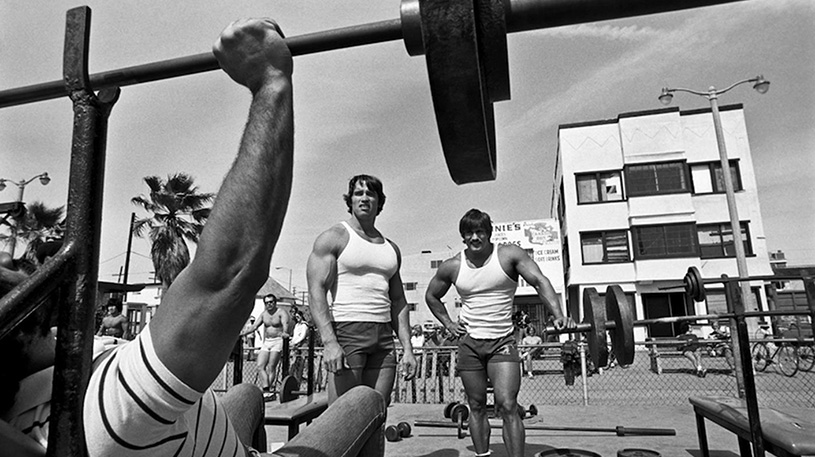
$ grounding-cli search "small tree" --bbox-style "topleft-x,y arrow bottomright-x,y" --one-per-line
131,173 -> 214,288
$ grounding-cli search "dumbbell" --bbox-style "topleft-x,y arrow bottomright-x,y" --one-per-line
384,421 -> 412,442
518,404 -> 538,419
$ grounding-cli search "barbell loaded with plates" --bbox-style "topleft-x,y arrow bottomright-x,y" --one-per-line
543,268 -> 815,370
679,266 -> 815,303
0,0 -> 744,184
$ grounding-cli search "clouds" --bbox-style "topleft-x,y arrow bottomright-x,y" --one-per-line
537,23 -> 662,42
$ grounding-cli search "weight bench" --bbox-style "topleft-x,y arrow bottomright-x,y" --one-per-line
262,332 -> 328,440
689,396 -> 815,457
264,392 -> 329,440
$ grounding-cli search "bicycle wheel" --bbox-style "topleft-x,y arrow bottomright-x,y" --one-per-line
797,344 -> 815,372
776,344 -> 799,377
752,343 -> 769,372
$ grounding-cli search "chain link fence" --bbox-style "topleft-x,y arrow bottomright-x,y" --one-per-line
214,339 -> 813,409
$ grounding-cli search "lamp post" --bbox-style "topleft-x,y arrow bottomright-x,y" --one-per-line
658,75 -> 769,295
275,266 -> 292,292
658,75 -> 769,402
0,172 -> 51,257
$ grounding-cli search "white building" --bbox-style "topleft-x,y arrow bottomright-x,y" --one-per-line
551,104 -> 774,342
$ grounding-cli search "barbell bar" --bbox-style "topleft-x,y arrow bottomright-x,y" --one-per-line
0,0 -> 744,184
414,419 -> 677,437
0,0 -> 744,107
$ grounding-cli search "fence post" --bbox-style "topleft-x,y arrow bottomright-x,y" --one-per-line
579,342 -> 589,406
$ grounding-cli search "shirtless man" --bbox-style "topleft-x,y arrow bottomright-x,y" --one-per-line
242,293 -> 290,400
96,297 -> 128,339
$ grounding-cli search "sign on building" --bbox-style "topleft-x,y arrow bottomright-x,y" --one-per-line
491,219 -> 564,294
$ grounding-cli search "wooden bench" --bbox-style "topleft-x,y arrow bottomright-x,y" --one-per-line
689,396 -> 815,457
264,392 -> 329,440
646,338 -> 728,374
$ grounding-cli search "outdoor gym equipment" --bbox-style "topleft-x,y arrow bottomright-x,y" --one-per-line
384,422 -> 413,442
416,404 -> 676,438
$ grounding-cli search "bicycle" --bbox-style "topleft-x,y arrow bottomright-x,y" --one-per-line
751,329 -> 798,377
797,343 -> 815,372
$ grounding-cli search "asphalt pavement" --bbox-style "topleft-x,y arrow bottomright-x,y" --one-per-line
263,401 -> 815,456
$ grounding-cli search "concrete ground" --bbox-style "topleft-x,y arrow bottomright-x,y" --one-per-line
264,401 -> 815,457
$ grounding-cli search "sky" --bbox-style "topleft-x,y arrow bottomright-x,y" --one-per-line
1,0 -> 813,295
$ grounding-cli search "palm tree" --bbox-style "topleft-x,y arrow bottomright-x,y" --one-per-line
0,201 -> 65,262
131,173 -> 214,288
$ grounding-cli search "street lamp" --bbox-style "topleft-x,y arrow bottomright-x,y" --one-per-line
657,75 -> 769,289
0,172 -> 50,257
275,266 -> 292,292
658,76 -> 769,401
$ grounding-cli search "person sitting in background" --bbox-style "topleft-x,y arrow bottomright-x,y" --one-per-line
520,326 -> 543,378
678,321 -> 706,377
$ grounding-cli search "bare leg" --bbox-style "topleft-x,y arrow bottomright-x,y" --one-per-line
256,349 -> 271,389
331,368 -> 364,404
488,362 -> 524,457
460,370 -> 491,455
363,366 -> 396,406
268,350 -> 282,391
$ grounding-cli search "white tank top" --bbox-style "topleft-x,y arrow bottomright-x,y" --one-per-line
455,249 -> 517,339
331,222 -> 397,322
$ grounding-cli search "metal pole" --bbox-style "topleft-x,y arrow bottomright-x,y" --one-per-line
123,212 -> 135,285
7,183 -> 24,257
708,92 -> 752,398
579,341 -> 589,406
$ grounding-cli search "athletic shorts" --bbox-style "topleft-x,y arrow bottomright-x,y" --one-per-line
334,321 -> 397,370
260,336 -> 283,353
456,333 -> 521,371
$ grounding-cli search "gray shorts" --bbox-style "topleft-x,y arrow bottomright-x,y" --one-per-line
334,321 -> 397,370
456,333 -> 521,371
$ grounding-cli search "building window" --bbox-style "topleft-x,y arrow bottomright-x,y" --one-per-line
581,231 -> 630,264
698,222 -> 752,258
576,171 -> 623,203
690,160 -> 743,194
407,303 -> 417,311
633,223 -> 697,259
625,161 -> 689,196
430,260 -> 443,269
404,282 -> 418,291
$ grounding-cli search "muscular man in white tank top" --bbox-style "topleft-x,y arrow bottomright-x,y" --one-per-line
426,209 -> 575,457
308,175 -> 417,406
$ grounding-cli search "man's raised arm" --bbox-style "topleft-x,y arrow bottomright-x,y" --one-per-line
149,18 -> 294,391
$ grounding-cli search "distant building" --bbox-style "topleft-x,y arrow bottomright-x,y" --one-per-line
551,104 -> 774,341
